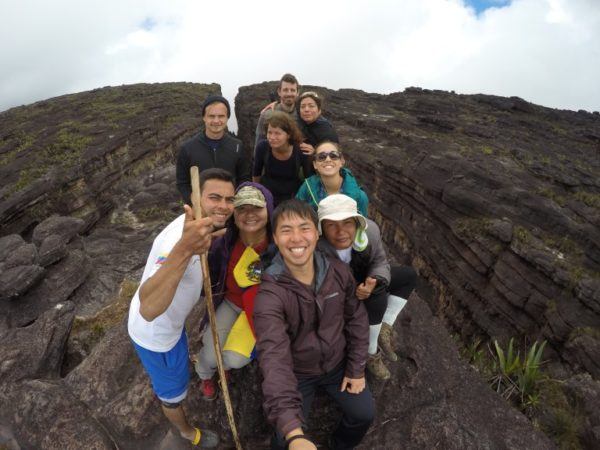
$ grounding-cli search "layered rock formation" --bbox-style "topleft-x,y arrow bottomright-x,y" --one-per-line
0,81 -> 595,448
237,82 -> 600,447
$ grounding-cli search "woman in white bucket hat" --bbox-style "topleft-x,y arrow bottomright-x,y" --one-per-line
317,194 -> 417,379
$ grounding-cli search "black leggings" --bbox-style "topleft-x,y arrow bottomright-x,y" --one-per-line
363,265 -> 417,325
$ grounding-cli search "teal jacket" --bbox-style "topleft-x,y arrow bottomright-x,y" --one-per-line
295,168 -> 369,216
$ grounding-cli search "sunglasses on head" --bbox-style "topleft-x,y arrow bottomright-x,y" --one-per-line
314,150 -> 342,162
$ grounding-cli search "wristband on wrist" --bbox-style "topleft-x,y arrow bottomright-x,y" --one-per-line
286,434 -> 313,448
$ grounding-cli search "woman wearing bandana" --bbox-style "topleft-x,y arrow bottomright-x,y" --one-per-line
317,194 -> 417,380
194,182 -> 275,400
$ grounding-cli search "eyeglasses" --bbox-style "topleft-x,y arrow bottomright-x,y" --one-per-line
314,151 -> 342,162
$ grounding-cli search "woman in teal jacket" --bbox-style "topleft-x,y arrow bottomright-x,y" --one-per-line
296,141 -> 369,216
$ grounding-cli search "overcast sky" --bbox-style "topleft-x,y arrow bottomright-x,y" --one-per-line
1,0 -> 599,128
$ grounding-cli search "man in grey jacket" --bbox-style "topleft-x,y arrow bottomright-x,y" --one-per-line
254,73 -> 300,148
254,199 -> 374,450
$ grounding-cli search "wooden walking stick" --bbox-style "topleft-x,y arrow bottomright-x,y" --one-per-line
190,166 -> 243,450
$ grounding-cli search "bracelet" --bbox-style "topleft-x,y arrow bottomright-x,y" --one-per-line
286,434 -> 313,448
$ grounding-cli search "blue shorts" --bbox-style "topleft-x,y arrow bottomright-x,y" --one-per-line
132,330 -> 190,403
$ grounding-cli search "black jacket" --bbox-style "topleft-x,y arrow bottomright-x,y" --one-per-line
176,132 -> 251,204
297,116 -> 339,147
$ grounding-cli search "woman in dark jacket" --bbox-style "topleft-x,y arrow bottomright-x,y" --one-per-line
296,91 -> 339,156
253,112 -> 313,207
194,182 -> 274,400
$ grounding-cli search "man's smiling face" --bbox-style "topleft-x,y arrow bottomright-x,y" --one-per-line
200,179 -> 235,229
273,212 -> 318,271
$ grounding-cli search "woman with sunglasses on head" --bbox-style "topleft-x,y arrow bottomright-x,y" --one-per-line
253,111 -> 314,207
296,91 -> 339,157
296,141 -> 369,216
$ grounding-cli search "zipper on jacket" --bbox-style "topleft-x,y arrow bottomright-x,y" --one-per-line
313,298 -> 327,374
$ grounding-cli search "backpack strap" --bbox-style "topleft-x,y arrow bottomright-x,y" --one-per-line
304,179 -> 319,209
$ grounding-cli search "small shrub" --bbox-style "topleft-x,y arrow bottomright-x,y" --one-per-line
513,226 -> 530,243
573,191 -> 600,208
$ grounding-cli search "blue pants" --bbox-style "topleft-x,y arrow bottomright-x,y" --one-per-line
132,330 -> 190,402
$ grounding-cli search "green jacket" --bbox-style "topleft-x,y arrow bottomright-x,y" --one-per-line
295,168 -> 369,216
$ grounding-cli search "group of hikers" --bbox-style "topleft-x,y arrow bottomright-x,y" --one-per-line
128,74 -> 417,449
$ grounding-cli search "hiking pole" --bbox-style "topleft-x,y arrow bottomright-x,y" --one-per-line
190,166 -> 243,450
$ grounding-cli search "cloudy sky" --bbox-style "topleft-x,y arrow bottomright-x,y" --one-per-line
1,0 -> 599,126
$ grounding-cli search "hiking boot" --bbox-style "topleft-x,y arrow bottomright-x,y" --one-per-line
200,378 -> 217,401
378,322 -> 398,361
367,351 -> 391,380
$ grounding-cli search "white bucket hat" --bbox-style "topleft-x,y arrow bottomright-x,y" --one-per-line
317,195 -> 369,251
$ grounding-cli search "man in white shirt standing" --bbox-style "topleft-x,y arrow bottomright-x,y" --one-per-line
128,168 -> 236,448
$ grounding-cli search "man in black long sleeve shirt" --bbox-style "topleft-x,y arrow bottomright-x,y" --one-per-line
176,95 -> 251,205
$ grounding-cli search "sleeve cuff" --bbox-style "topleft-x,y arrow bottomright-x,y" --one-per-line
279,416 -> 303,437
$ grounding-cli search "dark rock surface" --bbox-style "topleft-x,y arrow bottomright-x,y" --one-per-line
0,264 -> 45,301
236,82 -> 600,364
0,301 -> 74,382
0,81 -> 594,448
0,82 -> 218,236
236,81 -> 599,448
31,215 -> 85,246
0,82 -> 220,449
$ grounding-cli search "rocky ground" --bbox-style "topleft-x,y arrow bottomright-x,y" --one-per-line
0,81 -> 597,448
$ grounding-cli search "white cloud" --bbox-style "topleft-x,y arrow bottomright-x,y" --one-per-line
1,0 -> 598,121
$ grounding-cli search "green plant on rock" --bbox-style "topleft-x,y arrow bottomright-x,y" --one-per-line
11,166 -> 48,193
495,338 -> 521,378
489,338 -> 547,409
573,190 -> 600,208
460,337 -> 487,370
513,225 -> 530,243
518,340 -> 547,402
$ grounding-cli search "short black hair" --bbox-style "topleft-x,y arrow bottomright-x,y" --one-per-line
271,199 -> 318,231
199,168 -> 234,190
